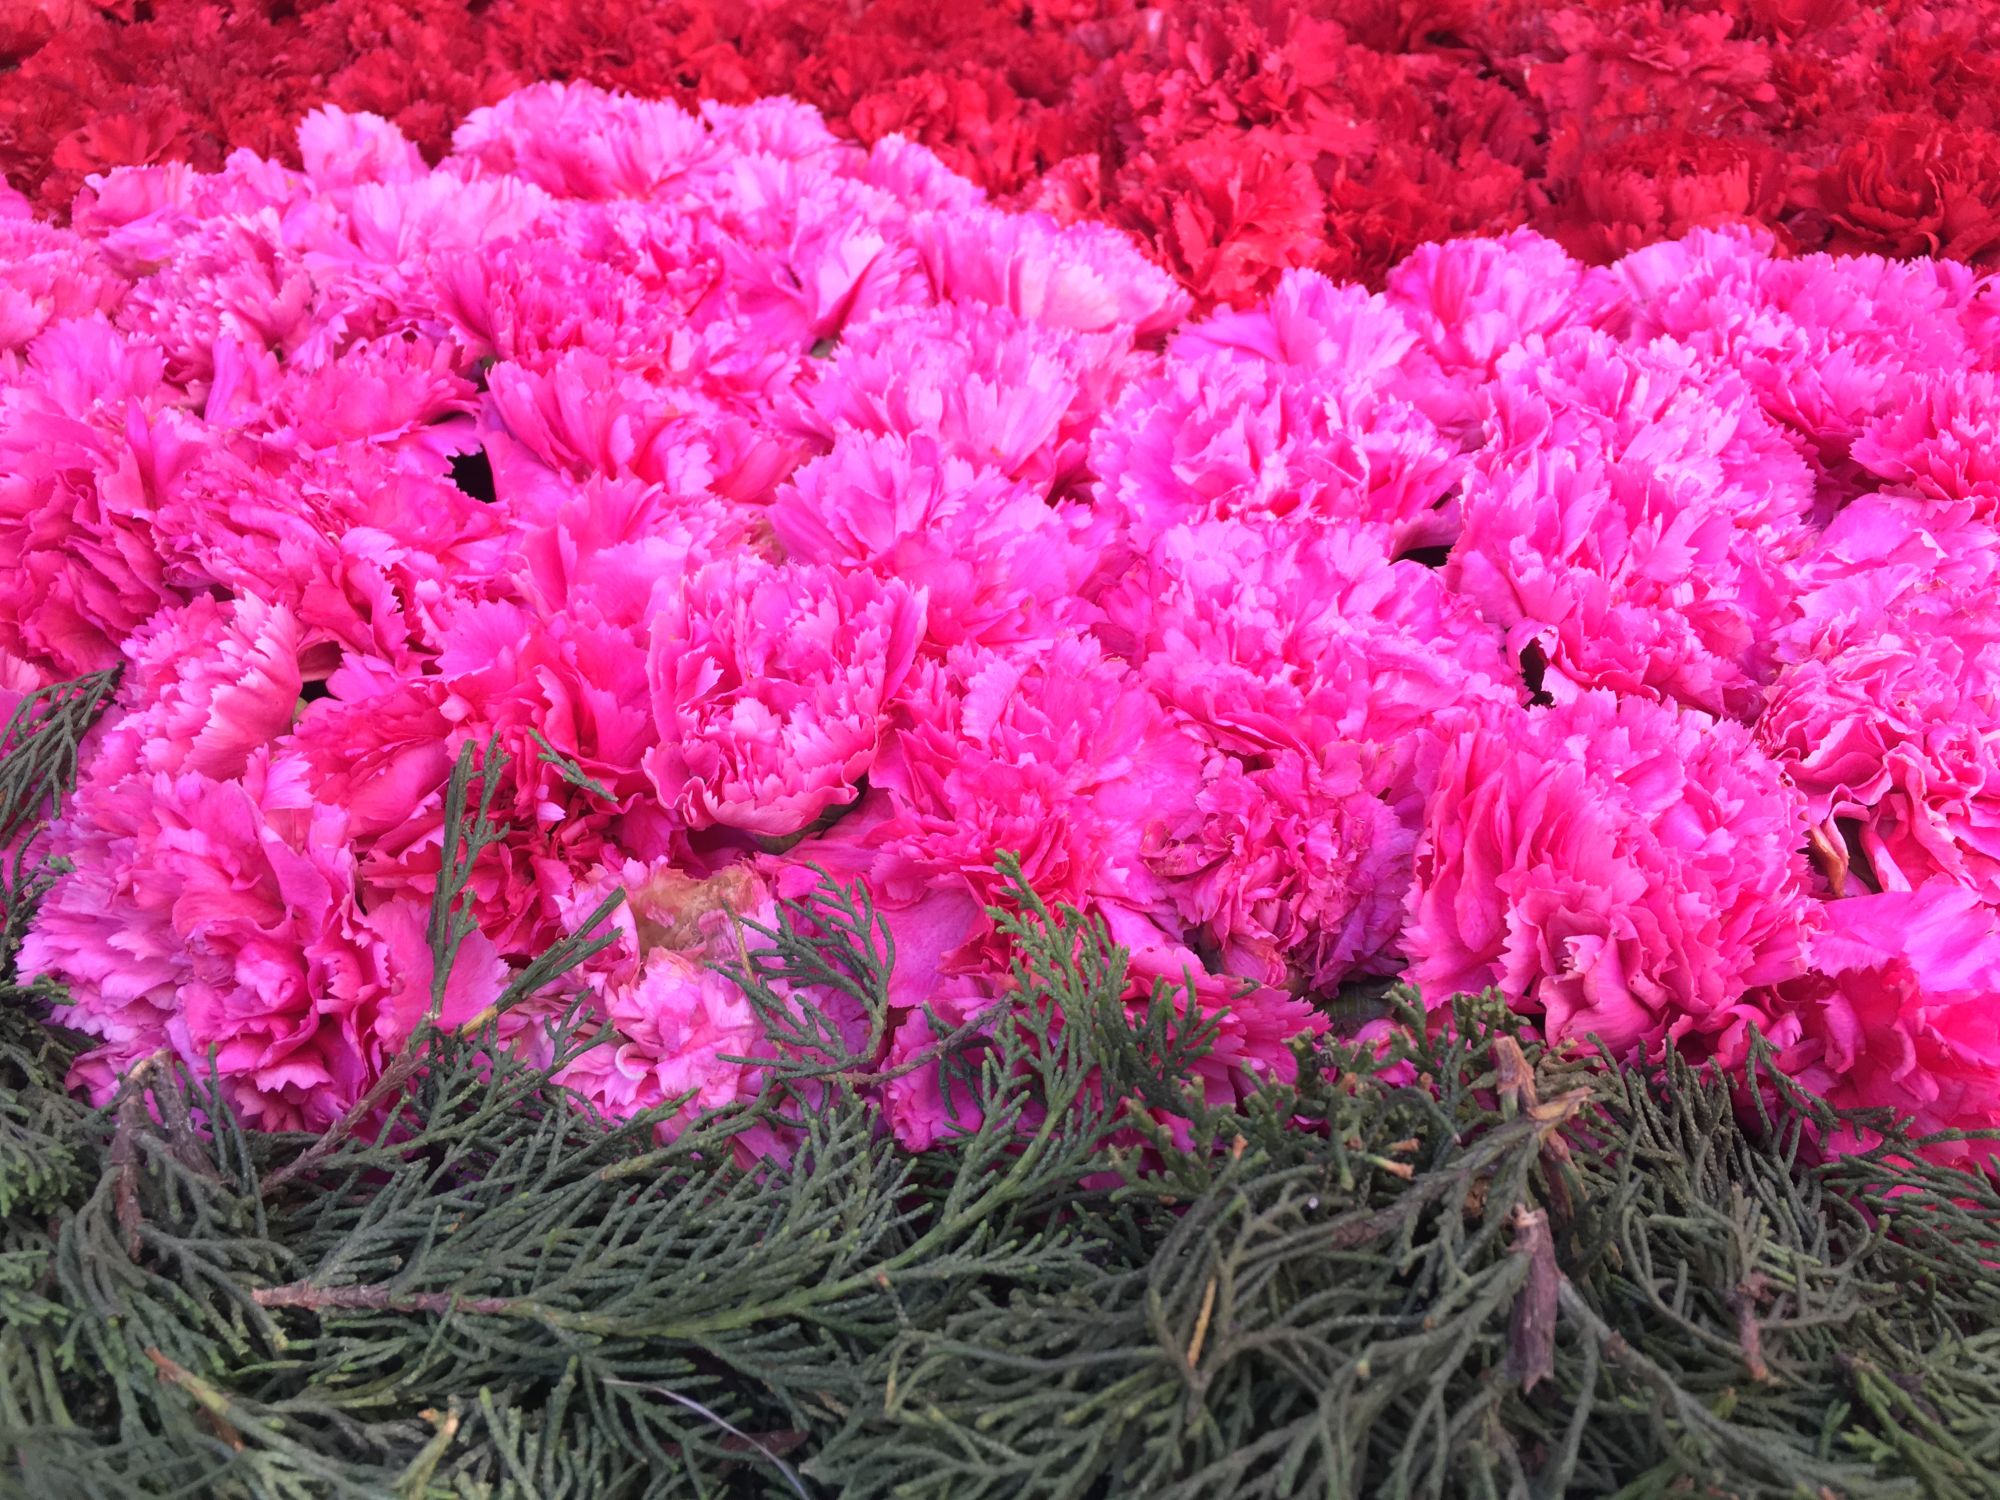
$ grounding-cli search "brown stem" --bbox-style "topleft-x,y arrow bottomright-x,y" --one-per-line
251,1281 -> 522,1318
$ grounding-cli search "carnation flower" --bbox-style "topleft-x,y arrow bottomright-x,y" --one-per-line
1613,228 -> 1993,492
911,205 -> 1190,336
1810,115 -> 2000,264
1758,571 -> 2000,905
25,751 -> 500,1132
1102,517 -> 1515,989
866,633 -> 1204,924
1405,691 -> 1820,1057
0,317 -> 195,678
791,299 -> 1145,498
450,82 -> 715,201
1089,334 -> 1465,556
549,859 -> 776,1139
1759,882 -> 2000,1168
1385,231 -> 1624,384
644,558 -> 925,839
17,67 -> 2000,1161
1098,517 -> 1517,771
1144,746 -> 1417,991
771,430 -> 1102,648
1450,328 -> 1816,718
1849,369 -> 2000,514
0,211 -> 125,351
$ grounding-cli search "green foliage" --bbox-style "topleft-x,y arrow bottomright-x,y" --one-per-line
0,668 -> 120,972
3,679 -> 2000,1499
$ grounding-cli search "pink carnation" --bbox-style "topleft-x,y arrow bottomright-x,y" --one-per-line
1099,518 -> 1517,770
791,300 -> 1146,497
911,206 -> 1191,337
1615,228 -> 1995,494
1102,518 -> 1515,990
0,214 -> 126,352
1758,579 -> 2000,906
1450,329 -> 1815,718
549,860 -> 775,1139
1089,346 -> 1465,556
0,318 -> 195,677
644,558 -> 925,839
1760,883 -> 2000,1169
1405,691 -> 1820,1058
1850,369 -> 2000,514
1385,230 -> 1624,385
450,83 -> 715,202
24,752 -> 500,1132
1144,747 -> 1416,990
771,430 -> 1102,648
866,633 -> 1205,924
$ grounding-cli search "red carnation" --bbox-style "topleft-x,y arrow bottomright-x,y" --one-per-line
1809,114 -> 2000,262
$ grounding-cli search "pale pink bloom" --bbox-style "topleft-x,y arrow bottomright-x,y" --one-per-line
644,559 -> 925,838
550,860 -> 776,1138
1404,691 -> 1820,1056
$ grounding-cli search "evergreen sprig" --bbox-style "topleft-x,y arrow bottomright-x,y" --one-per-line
0,668 -> 120,973
4,677 -> 2000,1499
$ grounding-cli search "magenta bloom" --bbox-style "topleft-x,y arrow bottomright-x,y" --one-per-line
772,430 -> 1101,649
1450,327 -> 1816,719
1761,883 -> 2000,1169
866,633 -> 1205,924
644,558 -> 925,839
1102,517 -> 1516,991
0,318 -> 193,678
1405,691 -> 1820,1057
1759,535 -> 2000,905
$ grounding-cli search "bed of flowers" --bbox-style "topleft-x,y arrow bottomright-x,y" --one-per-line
4,46 -> 2000,1500
6,0 -> 2000,305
